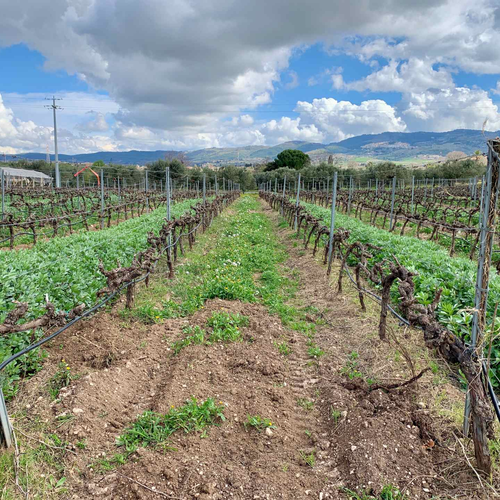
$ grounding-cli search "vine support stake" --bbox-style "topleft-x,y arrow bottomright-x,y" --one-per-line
411,176 -> 415,215
203,174 -> 206,204
0,388 -> 12,448
326,172 -> 338,276
145,170 -> 149,213
281,175 -> 286,216
463,139 -> 500,474
294,173 -> 301,231
389,176 -> 396,231
100,169 -> 105,229
1,168 -> 4,221
347,176 -> 353,214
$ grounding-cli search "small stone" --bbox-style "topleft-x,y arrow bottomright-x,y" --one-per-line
73,408 -> 84,414
265,427 -> 273,437
351,445 -> 357,452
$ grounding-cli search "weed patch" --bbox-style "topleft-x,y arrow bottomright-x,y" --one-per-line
117,397 -> 225,452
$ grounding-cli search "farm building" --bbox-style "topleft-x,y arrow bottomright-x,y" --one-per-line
0,166 -> 52,187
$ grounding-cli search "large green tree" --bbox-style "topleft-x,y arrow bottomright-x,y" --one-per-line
265,149 -> 311,171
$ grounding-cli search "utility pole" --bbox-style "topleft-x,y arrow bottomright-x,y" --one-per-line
45,97 -> 63,188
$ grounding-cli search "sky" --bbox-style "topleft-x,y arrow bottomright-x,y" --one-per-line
1,0 -> 500,154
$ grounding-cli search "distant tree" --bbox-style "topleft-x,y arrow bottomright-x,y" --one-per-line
265,149 -> 311,171
446,151 -> 466,161
92,160 -> 105,167
169,158 -> 186,180
147,158 -> 186,183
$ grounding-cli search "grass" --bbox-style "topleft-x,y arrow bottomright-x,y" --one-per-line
0,422 -> 70,498
297,398 -> 314,411
274,340 -> 292,356
171,311 -> 249,354
341,485 -> 408,499
129,195 -> 323,345
244,415 -> 276,432
48,360 -> 79,400
116,397 -> 225,452
299,449 -> 316,467
90,452 -> 130,473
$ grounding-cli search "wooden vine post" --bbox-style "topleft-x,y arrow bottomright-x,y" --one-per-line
463,138 -> 500,473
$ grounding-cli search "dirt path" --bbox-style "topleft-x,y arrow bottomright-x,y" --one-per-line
5,194 -> 490,500
260,197 -> 490,499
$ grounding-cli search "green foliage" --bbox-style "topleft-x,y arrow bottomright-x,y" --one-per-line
307,342 -> 324,358
255,157 -> 485,185
206,311 -> 249,341
341,485 -> 408,500
265,149 -> 311,171
171,325 -> 206,354
274,340 -> 291,356
90,453 -> 130,473
340,352 -> 364,380
244,415 -> 276,431
0,199 -> 200,395
330,408 -> 342,425
117,397 -> 225,452
302,200 -> 500,387
299,449 -> 316,467
171,312 -> 249,354
146,157 -> 186,183
48,361 -> 79,400
297,398 -> 314,411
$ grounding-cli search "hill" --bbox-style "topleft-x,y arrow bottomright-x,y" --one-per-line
12,129 -> 499,165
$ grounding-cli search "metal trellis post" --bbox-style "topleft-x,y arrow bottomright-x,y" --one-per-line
389,176 -> 396,231
1,169 -> 4,221
411,176 -> 415,214
294,173 -> 301,231
100,169 -> 105,229
463,139 -> 500,472
326,172 -> 338,275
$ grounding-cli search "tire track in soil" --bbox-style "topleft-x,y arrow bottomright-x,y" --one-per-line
260,198 -> 487,500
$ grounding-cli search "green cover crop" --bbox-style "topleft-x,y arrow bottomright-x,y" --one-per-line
0,199 -> 200,396
301,201 -> 500,388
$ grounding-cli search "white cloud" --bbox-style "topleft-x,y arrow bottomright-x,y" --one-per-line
2,0 -> 493,134
76,111 -> 109,132
295,98 -> 406,142
0,93 -> 118,154
345,59 -> 454,94
1,0 -> 500,152
260,117 -> 325,143
402,87 -> 500,131
284,70 -> 299,90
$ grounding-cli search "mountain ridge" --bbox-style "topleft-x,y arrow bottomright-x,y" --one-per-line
9,129 -> 499,165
